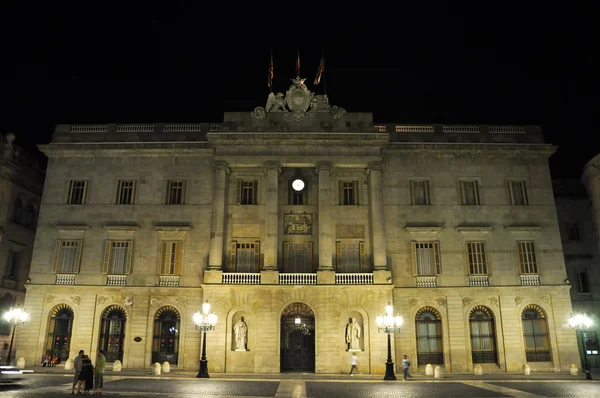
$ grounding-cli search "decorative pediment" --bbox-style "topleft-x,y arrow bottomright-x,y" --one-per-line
405,224 -> 444,237
103,223 -> 139,239
153,223 -> 192,240
55,224 -> 90,239
456,225 -> 494,237
504,225 -> 542,234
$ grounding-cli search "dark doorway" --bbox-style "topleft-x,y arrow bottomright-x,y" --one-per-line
152,307 -> 180,364
98,305 -> 127,362
280,302 -> 315,372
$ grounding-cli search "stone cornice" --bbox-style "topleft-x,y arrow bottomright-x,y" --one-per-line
504,225 -> 543,234
207,132 -> 389,148
405,224 -> 444,236
38,143 -> 212,157
385,143 -> 556,157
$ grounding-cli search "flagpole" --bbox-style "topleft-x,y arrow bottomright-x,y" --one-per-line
322,48 -> 327,97
269,49 -> 273,93
296,48 -> 300,77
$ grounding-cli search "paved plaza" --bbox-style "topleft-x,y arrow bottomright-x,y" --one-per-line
2,371 -> 600,397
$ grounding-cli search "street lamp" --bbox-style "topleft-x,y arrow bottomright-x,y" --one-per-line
376,302 -> 403,380
193,301 -> 217,378
3,307 -> 30,365
568,313 -> 594,380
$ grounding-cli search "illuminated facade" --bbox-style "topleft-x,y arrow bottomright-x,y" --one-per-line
17,81 -> 580,374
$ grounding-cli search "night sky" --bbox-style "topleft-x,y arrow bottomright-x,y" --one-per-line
2,3 -> 597,178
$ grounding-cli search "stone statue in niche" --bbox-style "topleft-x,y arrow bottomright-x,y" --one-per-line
346,318 -> 362,351
234,317 -> 248,351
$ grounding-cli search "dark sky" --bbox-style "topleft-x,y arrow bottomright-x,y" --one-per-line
2,2 -> 597,178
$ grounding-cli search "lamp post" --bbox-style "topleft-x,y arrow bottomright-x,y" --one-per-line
3,307 -> 30,366
193,301 -> 217,378
376,302 -> 403,381
568,313 -> 594,380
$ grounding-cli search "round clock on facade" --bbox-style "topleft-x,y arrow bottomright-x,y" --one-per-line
292,178 -> 305,192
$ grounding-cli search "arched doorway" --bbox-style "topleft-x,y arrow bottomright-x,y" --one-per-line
469,306 -> 497,364
98,305 -> 127,362
152,306 -> 180,364
280,303 -> 315,372
44,304 -> 74,362
416,306 -> 443,365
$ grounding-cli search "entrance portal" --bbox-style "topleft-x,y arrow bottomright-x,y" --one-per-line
280,303 -> 315,372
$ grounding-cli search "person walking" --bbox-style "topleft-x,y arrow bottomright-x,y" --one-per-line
349,353 -> 358,375
95,349 -> 106,395
72,350 -> 84,395
402,354 -> 411,381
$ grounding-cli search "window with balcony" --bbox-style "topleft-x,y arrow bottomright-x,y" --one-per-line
282,242 -> 313,273
103,241 -> 133,274
4,249 -> 20,280
410,180 -> 430,205
116,180 -> 136,204
335,242 -> 365,273
52,240 -> 83,274
159,241 -> 183,275
508,180 -> 529,205
517,241 -> 538,274
565,222 -> 581,241
339,180 -> 359,205
166,180 -> 186,205
466,242 -> 488,275
411,241 -> 441,275
236,180 -> 258,205
577,271 -> 590,293
230,241 -> 260,272
460,180 -> 480,205
68,180 -> 88,204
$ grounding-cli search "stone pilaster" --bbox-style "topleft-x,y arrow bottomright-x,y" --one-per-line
263,161 -> 281,270
316,161 -> 333,271
208,161 -> 229,270
367,162 -> 388,271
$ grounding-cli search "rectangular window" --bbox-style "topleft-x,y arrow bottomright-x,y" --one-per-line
336,242 -> 365,273
508,180 -> 529,205
339,180 -> 359,205
517,241 -> 538,274
566,222 -> 581,241
583,331 -> 599,352
236,180 -> 258,205
466,242 -> 488,275
166,180 -> 185,205
578,271 -> 590,293
411,241 -> 441,275
282,242 -> 314,273
460,180 -> 480,205
68,180 -> 88,204
52,240 -> 83,274
159,241 -> 183,275
103,241 -> 133,274
230,241 -> 260,272
5,249 -> 20,280
116,180 -> 136,204
410,180 -> 430,205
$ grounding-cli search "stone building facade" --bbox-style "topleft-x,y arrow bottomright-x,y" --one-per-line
0,132 -> 45,361
18,80 -> 579,374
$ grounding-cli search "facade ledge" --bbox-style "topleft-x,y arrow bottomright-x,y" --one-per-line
103,224 -> 140,231
54,223 -> 90,230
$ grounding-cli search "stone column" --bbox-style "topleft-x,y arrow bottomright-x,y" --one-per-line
208,161 -> 229,270
316,161 -> 334,271
367,162 -> 388,271
583,154 -> 600,250
263,161 -> 281,270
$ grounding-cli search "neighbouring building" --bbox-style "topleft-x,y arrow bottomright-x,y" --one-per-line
0,132 -> 45,362
17,77 -> 580,374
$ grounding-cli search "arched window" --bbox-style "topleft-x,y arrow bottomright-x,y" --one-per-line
98,305 -> 127,362
12,198 -> 24,224
45,304 -> 74,362
469,306 -> 497,364
416,306 -> 443,365
521,305 -> 551,362
152,307 -> 180,365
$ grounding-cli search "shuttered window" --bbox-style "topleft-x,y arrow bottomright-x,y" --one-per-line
103,240 -> 133,274
411,241 -> 441,275
159,241 -> 183,275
